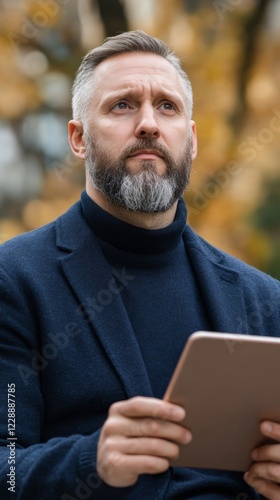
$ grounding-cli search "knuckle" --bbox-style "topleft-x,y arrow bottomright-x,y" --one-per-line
147,457 -> 169,473
141,417 -> 158,435
102,437 -> 116,453
109,450 -> 123,467
127,438 -> 140,454
100,458 -> 111,475
127,422 -> 138,437
98,457 -> 113,480
109,401 -> 122,416
102,416 -> 119,437
151,405 -> 166,421
98,451 -> 123,479
128,396 -> 143,413
267,463 -> 280,481
149,437 -> 160,453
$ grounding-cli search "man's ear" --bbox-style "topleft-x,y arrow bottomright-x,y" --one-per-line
68,120 -> 86,160
190,120 -> 198,160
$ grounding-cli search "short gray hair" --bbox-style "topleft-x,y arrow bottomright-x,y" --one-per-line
72,30 -> 193,123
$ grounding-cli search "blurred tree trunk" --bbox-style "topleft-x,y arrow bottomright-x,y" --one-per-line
92,0 -> 129,37
154,0 -> 182,39
197,0 -> 273,188
231,0 -> 272,132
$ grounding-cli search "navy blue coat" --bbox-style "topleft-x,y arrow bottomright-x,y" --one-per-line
0,199 -> 279,499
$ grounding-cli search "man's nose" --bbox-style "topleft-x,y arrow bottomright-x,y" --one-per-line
134,105 -> 160,139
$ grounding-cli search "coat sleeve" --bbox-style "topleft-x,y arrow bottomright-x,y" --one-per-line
0,263 -> 133,500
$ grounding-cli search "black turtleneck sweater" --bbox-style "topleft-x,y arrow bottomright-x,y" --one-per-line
81,191 -> 211,398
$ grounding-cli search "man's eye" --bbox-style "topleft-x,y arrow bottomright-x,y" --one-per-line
113,102 -> 129,110
160,102 -> 175,111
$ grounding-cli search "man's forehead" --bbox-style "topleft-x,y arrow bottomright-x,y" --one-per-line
94,52 -> 179,80
93,52 -> 185,96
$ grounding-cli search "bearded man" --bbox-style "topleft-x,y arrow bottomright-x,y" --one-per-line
0,30 -> 280,500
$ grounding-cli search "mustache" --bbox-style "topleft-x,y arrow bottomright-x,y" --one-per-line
120,139 -> 173,163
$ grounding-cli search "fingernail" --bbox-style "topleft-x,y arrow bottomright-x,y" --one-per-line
182,430 -> 192,444
172,406 -> 185,419
262,421 -> 272,433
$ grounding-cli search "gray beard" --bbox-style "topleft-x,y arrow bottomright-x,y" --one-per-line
85,136 -> 193,213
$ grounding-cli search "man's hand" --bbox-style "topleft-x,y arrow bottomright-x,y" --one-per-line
244,421 -> 280,499
97,396 -> 192,488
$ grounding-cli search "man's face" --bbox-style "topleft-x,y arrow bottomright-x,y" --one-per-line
81,52 -> 197,212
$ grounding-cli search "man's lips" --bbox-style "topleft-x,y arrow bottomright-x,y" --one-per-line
128,149 -> 164,159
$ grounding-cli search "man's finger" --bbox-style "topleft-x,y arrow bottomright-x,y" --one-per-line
245,461 -> 280,483
260,421 -> 280,441
102,435 -> 181,459
98,452 -> 170,487
102,414 -> 192,443
109,396 -> 186,421
244,471 -> 280,500
251,443 -> 280,462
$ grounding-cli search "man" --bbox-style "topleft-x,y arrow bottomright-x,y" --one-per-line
0,30 -> 280,500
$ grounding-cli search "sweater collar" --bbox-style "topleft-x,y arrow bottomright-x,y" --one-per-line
80,191 -> 187,255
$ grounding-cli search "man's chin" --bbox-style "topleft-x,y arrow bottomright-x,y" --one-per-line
113,194 -> 176,214
125,158 -> 166,176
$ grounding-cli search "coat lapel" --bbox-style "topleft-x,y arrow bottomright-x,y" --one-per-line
183,225 -> 249,335
55,202 -> 153,399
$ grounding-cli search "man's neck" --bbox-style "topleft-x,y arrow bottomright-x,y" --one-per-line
85,183 -> 178,230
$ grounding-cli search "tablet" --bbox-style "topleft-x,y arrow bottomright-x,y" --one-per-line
164,331 -> 280,471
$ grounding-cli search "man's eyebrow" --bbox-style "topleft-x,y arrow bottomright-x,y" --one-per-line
100,90 -> 139,105
99,89 -> 186,108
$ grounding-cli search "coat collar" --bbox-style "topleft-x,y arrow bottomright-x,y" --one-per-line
55,202 -> 248,398
183,225 -> 248,334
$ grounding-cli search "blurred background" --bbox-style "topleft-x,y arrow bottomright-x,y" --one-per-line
0,0 -> 280,277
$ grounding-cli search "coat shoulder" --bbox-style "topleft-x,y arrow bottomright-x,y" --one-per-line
184,224 -> 280,291
0,201 -> 83,268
